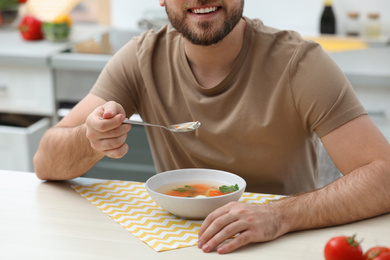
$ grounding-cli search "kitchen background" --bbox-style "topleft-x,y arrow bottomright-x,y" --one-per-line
110,0 -> 390,36
1,0 -> 389,185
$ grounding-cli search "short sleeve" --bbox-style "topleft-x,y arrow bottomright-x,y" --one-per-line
90,37 -> 145,116
289,41 -> 367,138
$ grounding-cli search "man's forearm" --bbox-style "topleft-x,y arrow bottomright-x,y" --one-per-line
33,124 -> 104,180
277,160 -> 390,234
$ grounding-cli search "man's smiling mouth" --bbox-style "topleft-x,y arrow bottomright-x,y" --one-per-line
189,6 -> 221,14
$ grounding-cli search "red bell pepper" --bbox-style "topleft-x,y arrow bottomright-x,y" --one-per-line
18,15 -> 44,41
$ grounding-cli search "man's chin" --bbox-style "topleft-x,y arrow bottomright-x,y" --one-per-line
181,28 -> 226,46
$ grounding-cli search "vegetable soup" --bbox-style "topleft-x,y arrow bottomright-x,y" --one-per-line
157,181 -> 239,198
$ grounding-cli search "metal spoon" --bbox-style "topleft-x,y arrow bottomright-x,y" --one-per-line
122,119 -> 201,133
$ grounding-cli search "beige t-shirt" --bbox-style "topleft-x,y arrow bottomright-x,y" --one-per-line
91,17 -> 366,195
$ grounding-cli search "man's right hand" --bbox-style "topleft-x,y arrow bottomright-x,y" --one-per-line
85,101 -> 132,159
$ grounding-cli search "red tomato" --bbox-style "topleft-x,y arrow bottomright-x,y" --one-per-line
19,0 -> 28,3
365,247 -> 390,260
324,234 -> 363,260
376,253 -> 390,260
18,15 -> 44,41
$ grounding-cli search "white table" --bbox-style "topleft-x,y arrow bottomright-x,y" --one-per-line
1,170 -> 390,260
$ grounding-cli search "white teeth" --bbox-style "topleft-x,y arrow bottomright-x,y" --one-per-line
192,7 -> 218,14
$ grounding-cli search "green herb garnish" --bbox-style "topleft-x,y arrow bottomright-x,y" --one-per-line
172,185 -> 195,192
219,184 -> 239,193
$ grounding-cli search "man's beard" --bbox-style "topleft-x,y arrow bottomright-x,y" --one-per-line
165,1 -> 244,46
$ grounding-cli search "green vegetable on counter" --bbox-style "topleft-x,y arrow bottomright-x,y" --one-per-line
42,15 -> 72,42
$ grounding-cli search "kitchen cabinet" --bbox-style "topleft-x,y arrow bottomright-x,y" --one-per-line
0,26 -> 107,172
0,62 -> 54,172
0,115 -> 50,171
0,64 -> 54,116
0,30 -> 62,171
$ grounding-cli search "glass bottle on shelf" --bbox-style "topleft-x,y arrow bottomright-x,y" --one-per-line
320,0 -> 336,34
346,12 -> 360,37
364,12 -> 381,38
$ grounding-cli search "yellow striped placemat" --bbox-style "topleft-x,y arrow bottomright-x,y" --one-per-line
72,181 -> 285,252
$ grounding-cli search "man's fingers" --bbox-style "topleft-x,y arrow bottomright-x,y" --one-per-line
101,101 -> 126,119
90,134 -> 129,159
96,133 -> 129,151
198,205 -> 241,252
98,117 -> 131,135
96,114 -> 126,131
197,202 -> 280,254
86,120 -> 131,142
104,142 -> 129,159
198,202 -> 235,238
200,220 -> 244,253
84,101 -> 131,159
216,231 -> 253,254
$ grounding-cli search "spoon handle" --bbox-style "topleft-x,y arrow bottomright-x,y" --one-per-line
122,119 -> 167,129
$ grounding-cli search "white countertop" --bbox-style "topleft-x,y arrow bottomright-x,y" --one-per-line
1,169 -> 390,260
0,25 -> 108,66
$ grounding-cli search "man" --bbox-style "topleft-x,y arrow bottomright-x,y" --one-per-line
34,0 -> 390,255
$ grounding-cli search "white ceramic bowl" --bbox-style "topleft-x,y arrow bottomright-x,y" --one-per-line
145,168 -> 246,219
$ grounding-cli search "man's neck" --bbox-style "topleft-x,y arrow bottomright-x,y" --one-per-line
184,18 -> 247,89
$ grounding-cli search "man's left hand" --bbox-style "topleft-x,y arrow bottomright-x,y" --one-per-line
197,201 -> 286,254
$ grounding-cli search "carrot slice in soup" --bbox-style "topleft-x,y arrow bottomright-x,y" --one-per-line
166,190 -> 191,197
208,190 -> 226,197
